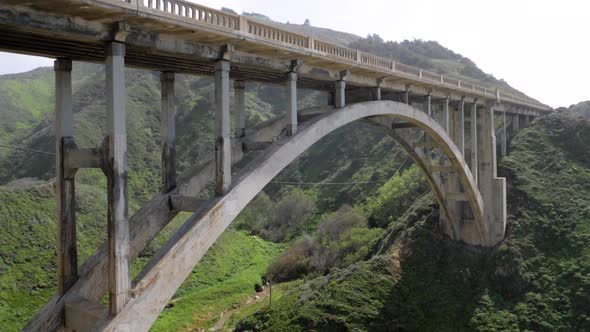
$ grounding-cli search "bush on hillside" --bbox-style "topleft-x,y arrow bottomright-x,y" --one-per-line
236,189 -> 316,242
266,206 -> 384,282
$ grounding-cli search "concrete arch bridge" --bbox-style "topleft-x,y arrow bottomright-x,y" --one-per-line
0,0 -> 550,330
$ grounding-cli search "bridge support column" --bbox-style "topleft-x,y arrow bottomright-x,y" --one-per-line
524,114 -> 531,127
335,80 -> 346,108
470,101 -> 478,184
443,100 -> 467,237
424,93 -> 432,116
286,71 -> 297,136
441,97 -> 450,133
105,41 -> 130,314
215,60 -> 231,195
372,86 -> 381,101
55,58 -> 78,295
512,113 -> 519,134
234,80 -> 246,137
500,109 -> 507,157
479,105 -> 507,245
455,99 -> 465,155
440,97 -> 459,239
160,72 -> 176,192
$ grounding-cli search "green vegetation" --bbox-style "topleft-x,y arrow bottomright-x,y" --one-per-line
151,229 -> 282,331
0,182 -> 107,331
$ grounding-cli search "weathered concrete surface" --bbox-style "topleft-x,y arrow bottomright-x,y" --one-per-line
55,58 -> 78,296
160,71 -> 176,192
104,41 -> 130,315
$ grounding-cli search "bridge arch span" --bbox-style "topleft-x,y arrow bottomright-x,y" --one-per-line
102,100 -> 486,330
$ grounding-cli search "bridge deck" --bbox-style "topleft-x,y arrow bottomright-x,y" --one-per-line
0,0 -> 549,113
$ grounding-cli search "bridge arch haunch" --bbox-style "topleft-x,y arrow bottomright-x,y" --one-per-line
101,100 -> 501,330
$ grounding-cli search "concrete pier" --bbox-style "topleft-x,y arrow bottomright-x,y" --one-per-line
335,80 -> 346,108
105,41 -> 130,315
160,71 -> 176,192
55,58 -> 78,295
479,104 -> 507,245
500,109 -> 507,157
454,99 -> 466,155
234,81 -> 246,137
286,71 -> 297,135
215,60 -> 232,195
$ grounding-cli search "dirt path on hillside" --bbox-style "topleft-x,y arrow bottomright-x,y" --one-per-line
211,287 -> 271,331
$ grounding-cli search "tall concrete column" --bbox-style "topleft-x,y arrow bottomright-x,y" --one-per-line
215,60 -> 231,195
286,71 -> 297,136
478,105 -> 507,245
335,80 -> 346,108
105,41 -> 130,315
524,114 -> 531,127
441,97 -> 450,133
512,113 -> 519,134
160,72 -> 176,192
442,100 -> 464,239
55,58 -> 78,295
403,90 -> 410,105
372,86 -> 381,101
455,99 -> 465,156
470,101 -> 478,185
234,80 -> 246,137
424,93 -> 432,116
500,109 -> 507,157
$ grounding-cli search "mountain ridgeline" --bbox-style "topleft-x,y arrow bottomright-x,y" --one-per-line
0,11 -> 588,332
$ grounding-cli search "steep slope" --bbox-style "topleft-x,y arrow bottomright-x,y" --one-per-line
236,110 -> 590,331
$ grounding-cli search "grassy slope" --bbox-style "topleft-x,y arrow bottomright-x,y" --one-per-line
151,229 -> 282,331
235,110 -> 590,331
0,182 -> 107,330
0,68 -> 54,145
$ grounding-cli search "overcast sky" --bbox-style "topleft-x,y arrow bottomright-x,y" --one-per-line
1,0 -> 587,108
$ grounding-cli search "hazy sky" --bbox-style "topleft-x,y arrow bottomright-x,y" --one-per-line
1,0 -> 588,108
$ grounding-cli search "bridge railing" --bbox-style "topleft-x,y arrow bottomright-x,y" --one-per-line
421,70 -> 442,83
139,0 -> 240,29
313,40 -> 359,61
247,20 -> 308,47
112,0 -> 548,110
